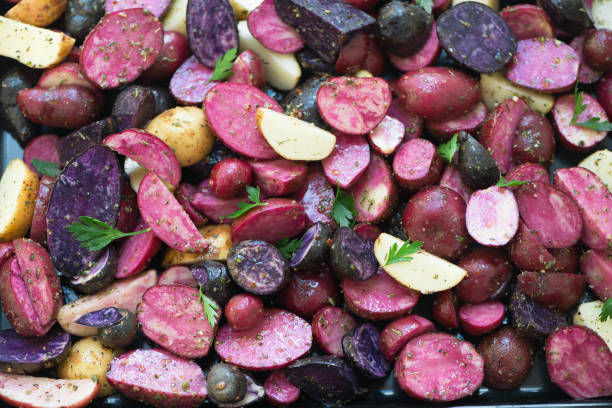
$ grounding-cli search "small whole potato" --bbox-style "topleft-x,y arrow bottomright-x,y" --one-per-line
57,336 -> 123,397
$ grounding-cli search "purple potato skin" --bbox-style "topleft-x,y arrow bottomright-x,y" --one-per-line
70,246 -> 117,294
508,284 -> 568,341
214,372 -> 264,408
342,323 -> 390,379
57,117 -> 115,163
112,85 -> 155,132
290,222 -> 332,271
330,226 -> 378,281
189,260 -> 237,306
0,327 -> 71,374
76,307 -> 123,327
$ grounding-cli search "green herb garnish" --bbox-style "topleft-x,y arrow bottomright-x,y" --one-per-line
198,286 -> 220,327
208,47 -> 238,83
225,186 -> 268,219
32,159 -> 60,177
384,239 -> 423,266
497,174 -> 529,187
67,216 -> 151,251
331,184 -> 355,228
415,0 -> 434,13
571,83 -> 612,132
328,297 -> 335,306
438,134 -> 460,164
277,238 -> 302,260
599,297 -> 612,322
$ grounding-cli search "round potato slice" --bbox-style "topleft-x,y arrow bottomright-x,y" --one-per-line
0,158 -> 39,241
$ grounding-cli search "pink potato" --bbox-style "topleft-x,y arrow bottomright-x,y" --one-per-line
386,98 -> 423,141
265,370 -> 300,407
29,175 -> 54,244
432,290 -> 460,329
396,67 -> 481,121
509,220 -> 557,271
321,132 -> 370,189
348,153 -> 397,224
317,76 -> 392,135
117,176 -> 139,233
137,172 -> 208,253
225,293 -> 264,330
368,115 -> 405,155
209,158 -> 252,199
138,285 -> 219,358
379,315 -> 435,361
228,50 -> 266,89
512,111 -> 556,165
439,164 -> 472,203
80,8 -> 163,89
251,159 -> 307,197
553,93 -> 609,152
500,4 -> 555,40
312,306 -> 357,357
506,163 -> 550,187
342,268 -> 419,320
230,198 -> 307,244
205,83 -> 282,159
335,33 -> 368,75
105,0 -> 172,17
141,31 -> 190,82
569,31 -> 603,84
215,309 -> 312,371
506,38 -> 579,92
548,246 -> 580,274
169,55 -> 218,106
116,218 -> 162,279
596,73 -> 612,117
292,166 -> 336,228
176,183 -> 208,227
581,249 -> 612,301
23,134 -> 60,176
353,223 -> 382,242
395,333 -> 484,402
518,271 -> 585,312
458,301 -> 505,336
389,23 -> 441,72
456,247 -> 513,304
363,35 -> 387,77
37,62 -> 99,96
247,0 -> 304,54
466,186 -> 519,247
554,167 -> 612,250
278,266 -> 339,319
191,181 -> 246,224
546,326 -> 612,399
158,265 -> 197,287
583,29 -> 612,73
393,138 -> 443,190
104,129 -> 182,189
426,101 -> 488,143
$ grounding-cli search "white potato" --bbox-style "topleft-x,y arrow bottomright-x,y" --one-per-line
161,224 -> 232,266
0,16 -> 74,68
589,0 -> 612,30
256,108 -> 336,161
162,0 -> 188,36
579,149 -> 611,189
573,301 -> 612,350
238,20 -> 301,91
481,72 -> 555,115
0,158 -> 39,241
124,158 -> 147,194
230,0 -> 263,19
5,0 -> 67,27
374,233 -> 467,294
354,70 -> 373,78
453,0 -> 499,10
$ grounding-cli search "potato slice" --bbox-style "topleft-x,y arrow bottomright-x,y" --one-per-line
579,149 -> 611,189
0,159 -> 39,241
124,157 -> 148,194
238,20 -> 301,91
230,0 -> 263,19
590,0 -> 612,31
5,0 -> 67,27
256,108 -> 336,161
453,0 -> 499,11
374,233 -> 467,294
161,225 -> 232,267
480,72 -> 555,115
0,16 -> 74,68
162,0 -> 188,36
573,301 -> 612,350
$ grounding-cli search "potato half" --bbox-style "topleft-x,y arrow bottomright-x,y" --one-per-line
0,159 -> 39,241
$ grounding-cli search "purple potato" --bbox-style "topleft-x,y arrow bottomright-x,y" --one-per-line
185,139 -> 237,179
282,75 -> 330,130
70,246 -> 117,294
0,327 -> 71,374
112,85 -> 155,132
330,226 -> 378,281
57,117 -> 115,164
295,47 -> 334,75
290,222 -> 332,271
148,85 -> 176,116
509,284 -> 568,341
0,67 -> 40,146
99,309 -> 138,349
539,0 -> 592,35
489,272 -> 513,301
76,307 -> 123,327
189,260 -> 237,306
215,372 -> 264,408
342,323 -> 390,379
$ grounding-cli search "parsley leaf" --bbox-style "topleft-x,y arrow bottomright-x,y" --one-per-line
332,184 -> 355,228
67,216 -> 151,251
438,134 -> 460,164
599,297 -> 612,322
198,286 -> 220,328
225,186 -> 268,219
497,174 -> 529,187
208,47 -> 238,83
571,83 -> 612,131
384,239 -> 424,266
415,0 -> 433,13
576,117 -> 612,132
32,159 -> 61,177
328,297 -> 335,306
570,83 -> 587,125
277,238 -> 302,260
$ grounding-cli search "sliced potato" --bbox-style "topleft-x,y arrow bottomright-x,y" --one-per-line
5,0 -> 67,27
256,108 -> 336,161
452,0 -> 499,10
579,149 -> 611,189
590,0 -> 612,30
161,224 -> 232,267
573,301 -> 612,350
162,0 -> 188,36
230,0 -> 263,19
124,157 -> 148,194
0,16 -> 74,68
480,72 -> 555,115
238,20 -> 301,91
0,159 -> 39,241
374,233 -> 467,294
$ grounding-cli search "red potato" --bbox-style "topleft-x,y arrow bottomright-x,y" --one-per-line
569,31 -> 603,84
29,175 -> 54,244
317,76 -> 392,135
389,23 -> 441,72
117,177 -> 138,233
439,164 -> 472,203
353,223 -> 382,242
23,134 -> 60,176
596,73 -> 612,117
191,180 -> 246,224
209,158 -> 252,199
581,249 -> 612,301
225,294 -> 264,330
546,325 -> 612,399
17,85 -> 101,129
105,0 -> 172,17
247,0 -> 304,54
278,266 -> 339,319
37,62 -> 99,96
432,0 -> 451,14
368,115 -> 405,155
158,265 -> 197,287
176,183 -> 208,227
141,31 -> 190,82
215,309 -> 312,371
362,36 -> 387,77
506,163 -> 550,187
104,129 -> 182,189
512,111 -> 556,165
80,8 -> 163,89
343,0 -> 380,10
386,98 -> 423,141
402,186 -> 470,260
205,83 -> 282,159
553,93 -> 609,152
228,50 -> 266,89
548,246 -> 579,274
138,172 -> 208,253
66,46 -> 81,63
583,29 -> 612,72
379,315 -> 435,361
251,159 -> 307,197
292,166 -> 336,228
393,138 -> 443,190
138,284 -> 219,358
432,290 -> 460,329
396,67 -> 481,121
426,102 -> 488,143
265,370 -> 300,407
466,186 -> 519,247
342,269 -> 420,320
456,247 -> 513,304
458,301 -> 505,336
169,56 -> 218,106
312,306 -> 357,357
518,271 -> 585,312
321,133 -> 370,189
480,97 -> 531,174
500,4 -> 555,40
509,220 -> 557,271
395,333 -> 484,402
116,218 -> 162,279
335,33 -> 368,74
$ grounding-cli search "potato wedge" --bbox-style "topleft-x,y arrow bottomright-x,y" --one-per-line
161,224 -> 232,267
230,0 -> 263,19
5,0 -> 67,27
124,158 -> 148,194
573,301 -> 612,350
257,108 -> 336,161
480,72 -> 555,115
0,159 -> 39,241
374,233 -> 467,294
579,149 -> 611,189
162,0 -> 188,36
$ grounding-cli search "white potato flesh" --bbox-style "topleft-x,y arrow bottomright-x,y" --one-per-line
589,0 -> 612,30
0,159 -> 39,241
579,149 -> 611,189
256,108 -> 336,161
374,233 -> 467,294
5,0 -> 67,27
124,157 -> 147,194
162,0 -> 188,36
230,0 -> 263,19
481,72 -> 555,115
573,301 -> 612,350
0,373 -> 98,408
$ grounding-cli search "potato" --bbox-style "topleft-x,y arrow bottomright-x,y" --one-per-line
57,337 -> 122,397
452,0 -> 499,11
573,301 -> 612,350
480,72 -> 555,115
162,0 -> 188,36
230,0 -> 263,19
0,16 -> 74,68
354,70 -> 373,78
161,224 -> 232,267
5,0 -> 67,27
124,157 -> 148,194
373,233 -> 467,294
145,107 -> 215,167
579,149 -> 611,189
0,159 -> 39,241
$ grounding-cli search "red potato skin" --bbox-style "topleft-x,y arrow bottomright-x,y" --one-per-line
209,158 -> 252,199
116,218 -> 162,279
353,223 -> 382,241
583,29 -> 612,72
312,306 -> 357,357
509,220 -> 557,271
432,290 -> 460,329
191,181 -> 246,224
23,134 -> 61,176
141,31 -> 190,82
228,50 -> 266,89
596,73 -> 612,117
158,265 -> 197,287
225,294 -> 264,330
362,36 -> 387,77
500,4 -> 555,40
553,93 -> 609,152
439,164 -> 472,203
426,101 -> 488,143
548,246 -> 579,274
247,0 -> 304,54
517,271 -> 585,312
506,163 -> 550,187
251,159 -> 307,197
379,315 -> 435,361
37,62 -> 100,97
581,249 -> 612,301
335,33 -> 368,74
458,301 -> 505,336
29,175 -> 55,245
292,166 -> 336,229
456,247 -> 513,304
117,177 -> 139,233
570,31 -> 603,84
393,138 -> 443,190
321,132 -> 370,189
512,111 -> 555,165
17,85 -> 101,130
386,98 -> 423,141
277,266 -> 340,319
343,0 -> 380,10
396,67 -> 481,121
389,23 -> 441,73
368,115 -> 405,156
176,183 -> 208,228
265,370 -> 300,407
169,55 -> 218,105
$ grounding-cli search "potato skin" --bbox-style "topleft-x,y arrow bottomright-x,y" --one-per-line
477,326 -> 535,390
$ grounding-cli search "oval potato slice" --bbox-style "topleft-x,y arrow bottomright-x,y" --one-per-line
374,233 -> 467,294
0,159 -> 39,241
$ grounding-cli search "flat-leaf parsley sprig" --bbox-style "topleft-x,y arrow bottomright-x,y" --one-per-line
438,134 -> 460,164
331,184 -> 356,228
384,239 -> 423,266
415,0 -> 434,13
571,83 -> 612,132
225,186 -> 268,219
497,174 -> 529,187
277,238 -> 302,260
208,47 -> 238,83
198,286 -> 220,327
67,216 -> 151,251
32,159 -> 61,178
599,297 -> 612,322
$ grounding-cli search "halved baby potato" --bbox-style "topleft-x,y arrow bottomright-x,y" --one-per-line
0,159 -> 39,241
573,301 -> 612,350
161,224 -> 232,267
5,0 -> 67,27
579,149 -> 611,189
